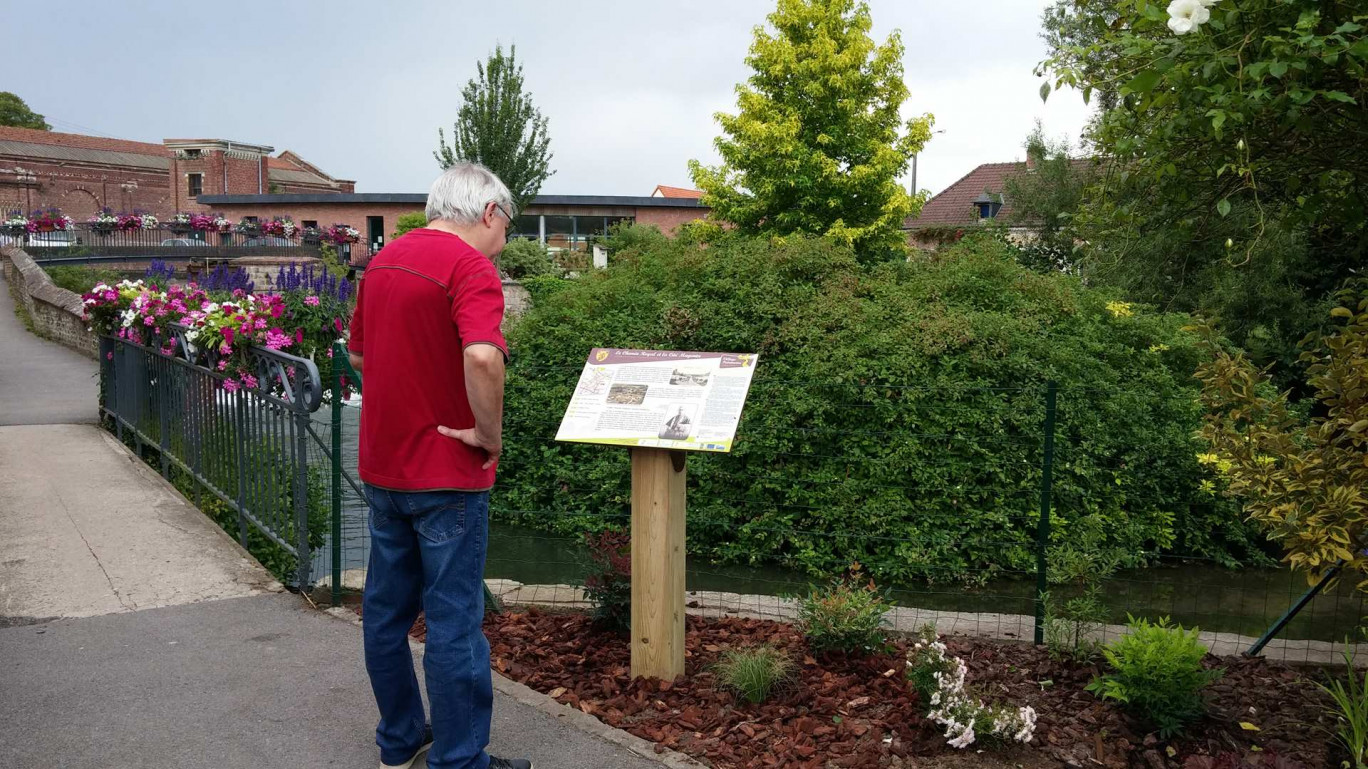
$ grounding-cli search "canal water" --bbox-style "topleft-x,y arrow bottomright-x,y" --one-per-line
314,400 -> 1363,644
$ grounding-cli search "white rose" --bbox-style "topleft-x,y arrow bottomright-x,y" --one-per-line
1167,0 -> 1210,34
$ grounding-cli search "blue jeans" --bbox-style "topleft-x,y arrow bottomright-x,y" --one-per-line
363,486 -> 492,769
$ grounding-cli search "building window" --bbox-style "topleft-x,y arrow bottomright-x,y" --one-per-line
187,173 -> 203,197
301,220 -> 318,230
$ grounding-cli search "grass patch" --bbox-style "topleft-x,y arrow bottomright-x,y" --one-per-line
714,645 -> 795,704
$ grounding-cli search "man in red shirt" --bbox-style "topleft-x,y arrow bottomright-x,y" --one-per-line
348,163 -> 530,769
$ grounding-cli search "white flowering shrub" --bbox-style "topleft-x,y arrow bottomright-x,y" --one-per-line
906,629 -> 1036,749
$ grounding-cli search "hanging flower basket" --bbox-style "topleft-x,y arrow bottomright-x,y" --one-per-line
167,213 -> 195,234
89,208 -> 118,233
29,207 -> 74,233
320,223 -> 361,245
234,218 -> 261,237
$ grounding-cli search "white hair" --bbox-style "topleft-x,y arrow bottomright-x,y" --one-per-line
425,163 -> 515,225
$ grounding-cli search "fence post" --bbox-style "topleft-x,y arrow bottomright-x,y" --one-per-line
1034,381 -> 1058,645
295,376 -> 313,590
233,390 -> 250,548
158,359 -> 171,479
331,343 -> 344,607
630,447 -> 688,681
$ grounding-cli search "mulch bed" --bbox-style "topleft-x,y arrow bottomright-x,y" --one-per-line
395,609 -> 1341,768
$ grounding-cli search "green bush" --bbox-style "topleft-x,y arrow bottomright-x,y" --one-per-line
391,212 -> 426,241
794,570 -> 891,654
1086,616 -> 1222,737
44,265 -> 125,295
498,238 -> 555,280
714,645 -> 794,703
496,227 -> 1266,584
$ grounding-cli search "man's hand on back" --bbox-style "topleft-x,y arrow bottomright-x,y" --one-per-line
436,425 -> 501,470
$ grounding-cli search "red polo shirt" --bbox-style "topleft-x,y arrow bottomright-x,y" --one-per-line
348,228 -> 507,491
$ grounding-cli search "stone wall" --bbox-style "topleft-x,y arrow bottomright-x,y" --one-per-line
1,247 -> 97,358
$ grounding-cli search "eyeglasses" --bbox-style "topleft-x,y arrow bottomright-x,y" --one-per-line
490,201 -> 514,224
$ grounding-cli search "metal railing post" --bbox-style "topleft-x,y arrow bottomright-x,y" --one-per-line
158,359 -> 171,479
295,375 -> 313,590
331,342 -> 344,606
1034,381 -> 1058,646
233,390 -> 250,548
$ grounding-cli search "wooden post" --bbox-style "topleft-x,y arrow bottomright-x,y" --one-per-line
630,447 -> 687,681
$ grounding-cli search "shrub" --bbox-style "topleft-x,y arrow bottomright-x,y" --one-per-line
581,529 -> 631,633
498,238 -> 555,280
906,626 -> 1037,748
1042,588 -> 1107,663
391,211 -> 426,241
45,265 -> 125,295
714,645 -> 794,704
497,228 -> 1266,584
794,568 -> 891,655
1087,616 -> 1222,738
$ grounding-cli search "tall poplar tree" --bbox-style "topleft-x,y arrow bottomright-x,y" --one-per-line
435,45 -> 553,213
689,0 -> 934,262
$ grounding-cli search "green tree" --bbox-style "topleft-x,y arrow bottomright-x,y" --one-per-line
1036,0 -> 1368,389
435,44 -> 553,213
0,92 -> 50,130
391,211 -> 426,240
688,0 -> 934,263
1002,122 -> 1096,274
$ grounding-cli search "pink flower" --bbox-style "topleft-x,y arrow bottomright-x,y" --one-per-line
232,289 -> 245,299
304,295 -> 320,306
255,318 -> 268,330
240,374 -> 258,389
334,318 -> 343,334
223,328 -> 235,344
222,379 -> 240,393
219,343 -> 232,355
326,348 -> 334,358
143,316 -> 155,326
106,352 -> 114,360
217,360 -> 229,371
270,304 -> 284,318
295,328 -> 305,345
264,328 -> 291,350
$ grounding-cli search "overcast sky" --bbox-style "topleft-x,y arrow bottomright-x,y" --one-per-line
9,0 -> 1092,198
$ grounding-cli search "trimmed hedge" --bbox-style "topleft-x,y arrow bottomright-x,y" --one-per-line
497,229 -> 1266,584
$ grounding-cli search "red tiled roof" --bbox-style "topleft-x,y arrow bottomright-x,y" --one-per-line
905,159 -> 1096,229
0,126 -> 169,158
652,184 -> 704,199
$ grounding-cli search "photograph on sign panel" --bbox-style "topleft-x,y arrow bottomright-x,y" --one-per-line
606,383 -> 648,405
669,365 -> 711,387
658,404 -> 696,440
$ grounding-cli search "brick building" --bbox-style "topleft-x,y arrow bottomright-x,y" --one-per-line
198,192 -> 709,254
0,126 -> 352,220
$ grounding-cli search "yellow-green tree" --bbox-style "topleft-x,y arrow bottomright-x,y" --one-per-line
1195,283 -> 1368,588
689,0 -> 933,263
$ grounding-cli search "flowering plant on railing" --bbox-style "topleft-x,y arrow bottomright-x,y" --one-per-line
116,212 -> 158,231
234,217 -> 262,236
29,207 -> 74,232
906,628 -> 1036,749
167,213 -> 197,232
320,223 -> 360,245
3,211 -> 30,235
260,217 -> 299,238
84,263 -> 351,392
211,214 -> 232,233
89,207 -> 120,232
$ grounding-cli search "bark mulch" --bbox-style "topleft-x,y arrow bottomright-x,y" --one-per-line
392,608 -> 1342,768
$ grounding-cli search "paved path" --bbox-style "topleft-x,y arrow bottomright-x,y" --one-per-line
0,594 -> 677,769
0,281 -> 676,769
0,269 -> 97,425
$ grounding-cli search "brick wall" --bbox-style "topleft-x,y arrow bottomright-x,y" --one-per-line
634,206 -> 708,235
0,163 -> 172,221
1,247 -> 98,358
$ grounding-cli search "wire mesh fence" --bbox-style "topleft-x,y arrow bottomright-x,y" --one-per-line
310,355 -> 1366,667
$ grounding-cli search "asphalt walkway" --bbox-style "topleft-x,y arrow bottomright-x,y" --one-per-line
0,266 -> 674,769
0,269 -> 97,425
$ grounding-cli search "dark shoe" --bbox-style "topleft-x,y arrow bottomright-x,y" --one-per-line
380,724 -> 434,769
489,757 -> 533,769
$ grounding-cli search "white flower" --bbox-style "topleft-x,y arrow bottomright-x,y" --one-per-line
1167,0 -> 1210,34
947,723 -> 976,749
